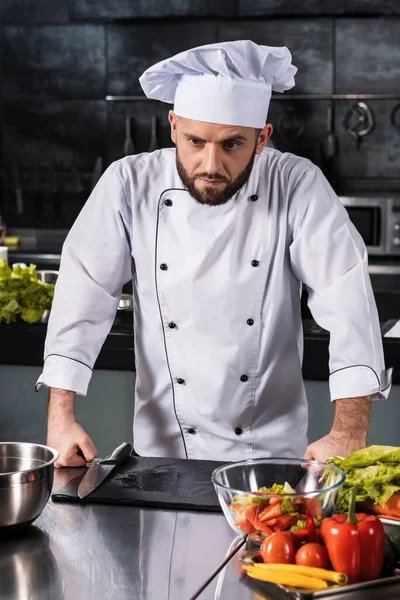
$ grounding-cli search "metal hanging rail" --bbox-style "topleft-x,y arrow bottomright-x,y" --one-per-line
105,93 -> 400,102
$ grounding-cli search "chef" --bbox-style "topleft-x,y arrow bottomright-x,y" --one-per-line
36,40 -> 392,467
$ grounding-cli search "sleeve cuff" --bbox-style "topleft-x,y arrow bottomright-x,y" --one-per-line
35,354 -> 93,396
329,365 -> 393,402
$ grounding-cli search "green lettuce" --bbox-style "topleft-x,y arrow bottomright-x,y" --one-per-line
0,260 -> 54,324
329,445 -> 400,512
281,497 -> 298,516
231,482 -> 296,507
271,482 -> 296,495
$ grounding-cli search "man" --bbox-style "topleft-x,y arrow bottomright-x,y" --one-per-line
37,41 -> 392,468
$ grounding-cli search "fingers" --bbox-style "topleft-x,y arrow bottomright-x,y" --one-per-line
54,435 -> 98,468
47,420 -> 98,468
303,445 -> 315,461
55,444 -> 88,468
80,436 -> 98,463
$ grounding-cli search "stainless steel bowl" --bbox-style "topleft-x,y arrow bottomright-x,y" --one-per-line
36,271 -> 58,323
118,293 -> 133,311
36,270 -> 59,285
0,442 -> 59,532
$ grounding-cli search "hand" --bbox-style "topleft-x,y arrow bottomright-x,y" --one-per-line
47,420 -> 98,468
304,432 -> 366,462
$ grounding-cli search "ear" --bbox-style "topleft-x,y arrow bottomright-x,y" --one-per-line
169,110 -> 177,144
255,124 -> 273,154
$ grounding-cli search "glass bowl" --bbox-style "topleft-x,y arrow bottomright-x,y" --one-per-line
212,457 -> 345,539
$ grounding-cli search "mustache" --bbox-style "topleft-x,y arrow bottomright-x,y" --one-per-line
195,173 -> 230,182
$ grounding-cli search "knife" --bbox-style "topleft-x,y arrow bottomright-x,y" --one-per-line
77,442 -> 132,499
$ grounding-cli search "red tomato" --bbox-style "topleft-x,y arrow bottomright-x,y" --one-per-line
260,532 -> 296,564
295,543 -> 330,569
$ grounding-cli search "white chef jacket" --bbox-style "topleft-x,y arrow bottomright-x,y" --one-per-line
36,147 -> 392,461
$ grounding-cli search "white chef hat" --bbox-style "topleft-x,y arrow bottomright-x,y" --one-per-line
139,40 -> 297,128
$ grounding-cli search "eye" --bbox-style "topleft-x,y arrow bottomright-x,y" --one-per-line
223,140 -> 240,150
189,137 -> 203,146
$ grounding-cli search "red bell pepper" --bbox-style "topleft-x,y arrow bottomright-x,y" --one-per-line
293,509 -> 317,542
321,487 -> 384,584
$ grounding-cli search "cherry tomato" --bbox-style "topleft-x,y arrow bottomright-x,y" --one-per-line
260,531 -> 296,564
295,543 -> 330,569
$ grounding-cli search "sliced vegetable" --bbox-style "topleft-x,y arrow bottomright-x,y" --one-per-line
235,511 -> 254,535
245,506 -> 274,535
271,482 -> 296,495
273,515 -> 297,531
258,502 -> 282,522
229,481 -> 318,537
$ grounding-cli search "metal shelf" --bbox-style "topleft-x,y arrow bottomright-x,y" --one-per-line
105,93 -> 400,102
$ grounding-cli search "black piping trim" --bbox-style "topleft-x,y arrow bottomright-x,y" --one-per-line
44,354 -> 93,371
380,369 -> 393,393
154,187 -> 188,459
329,364 -> 393,392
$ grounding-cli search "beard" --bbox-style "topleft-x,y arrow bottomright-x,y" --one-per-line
176,147 -> 257,206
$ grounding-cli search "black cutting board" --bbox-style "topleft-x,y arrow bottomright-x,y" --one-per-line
52,456 -> 226,512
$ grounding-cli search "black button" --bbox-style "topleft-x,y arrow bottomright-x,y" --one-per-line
160,263 -> 168,270
177,378 -> 185,385
234,427 -> 243,436
240,375 -> 248,382
250,194 -> 258,202
247,318 -> 254,326
168,322 -> 177,329
251,260 -> 260,267
164,199 -> 173,206
187,428 -> 196,435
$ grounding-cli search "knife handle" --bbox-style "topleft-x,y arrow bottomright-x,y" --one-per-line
102,442 -> 132,465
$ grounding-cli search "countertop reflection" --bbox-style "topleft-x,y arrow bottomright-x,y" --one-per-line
0,468 -> 239,600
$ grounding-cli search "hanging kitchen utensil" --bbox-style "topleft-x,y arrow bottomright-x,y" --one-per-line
277,105 -> 304,141
123,114 -> 135,156
148,115 -> 160,152
343,101 -> 375,150
322,101 -> 338,159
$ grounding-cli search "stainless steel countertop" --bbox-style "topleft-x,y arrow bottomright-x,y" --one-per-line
2,469 -> 400,600
0,468 -> 239,600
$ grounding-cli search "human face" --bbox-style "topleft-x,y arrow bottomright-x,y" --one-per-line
169,112 -> 273,206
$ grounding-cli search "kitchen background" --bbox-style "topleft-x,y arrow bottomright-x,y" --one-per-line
1,0 -> 400,453
1,0 -> 400,230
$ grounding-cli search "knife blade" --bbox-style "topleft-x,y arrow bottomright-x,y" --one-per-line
77,442 -> 132,499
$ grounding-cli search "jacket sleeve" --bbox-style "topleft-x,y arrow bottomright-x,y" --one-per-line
288,164 -> 392,401
36,161 -> 133,395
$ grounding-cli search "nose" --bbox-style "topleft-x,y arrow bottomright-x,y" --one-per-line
201,144 -> 223,176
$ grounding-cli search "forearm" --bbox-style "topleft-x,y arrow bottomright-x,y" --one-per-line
305,395 -> 371,460
47,388 -> 97,466
47,387 -> 76,435
330,395 -> 371,444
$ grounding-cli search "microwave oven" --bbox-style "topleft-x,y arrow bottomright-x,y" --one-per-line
339,196 -> 400,256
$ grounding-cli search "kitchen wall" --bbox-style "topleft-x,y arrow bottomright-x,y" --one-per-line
1,0 -> 400,230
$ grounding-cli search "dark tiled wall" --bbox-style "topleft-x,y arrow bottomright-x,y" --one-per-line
1,0 -> 400,229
